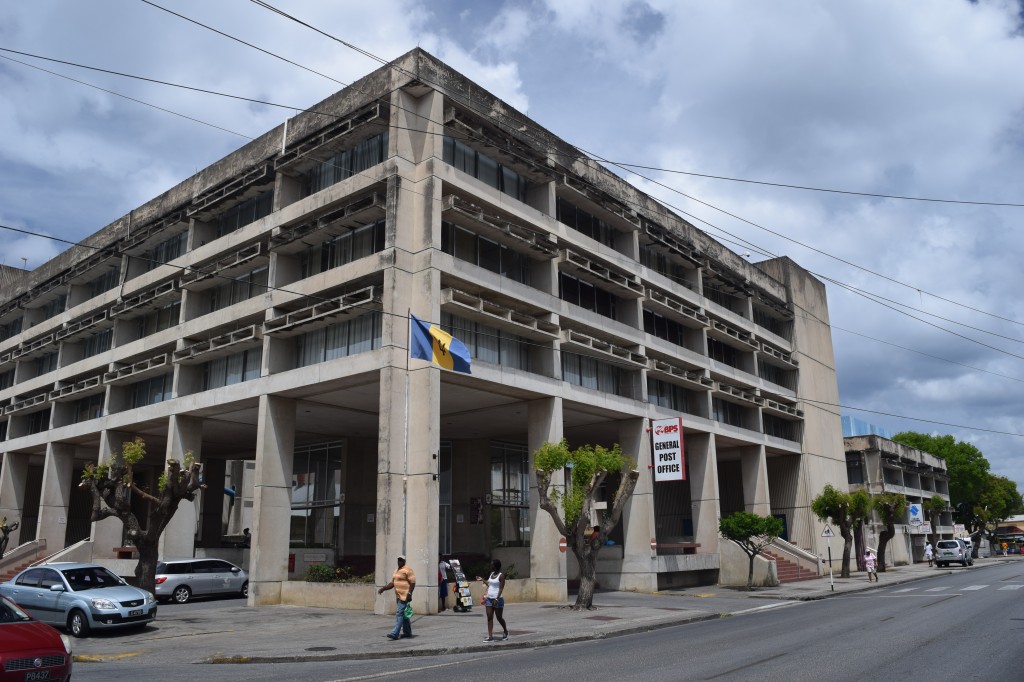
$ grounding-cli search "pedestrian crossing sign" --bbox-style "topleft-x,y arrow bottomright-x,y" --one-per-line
821,525 -> 835,538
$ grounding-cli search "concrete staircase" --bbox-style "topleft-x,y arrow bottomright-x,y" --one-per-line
762,549 -> 820,583
0,558 -> 34,582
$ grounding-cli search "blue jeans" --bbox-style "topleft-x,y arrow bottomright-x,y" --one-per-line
390,597 -> 412,638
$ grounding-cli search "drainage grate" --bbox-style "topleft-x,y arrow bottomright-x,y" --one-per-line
305,646 -> 337,652
586,615 -> 622,621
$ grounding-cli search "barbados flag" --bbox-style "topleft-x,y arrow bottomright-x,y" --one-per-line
409,314 -> 472,374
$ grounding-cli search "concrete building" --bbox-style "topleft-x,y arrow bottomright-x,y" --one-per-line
844,434 -> 952,565
0,49 -> 848,610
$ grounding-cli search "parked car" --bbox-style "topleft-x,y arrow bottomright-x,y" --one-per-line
0,562 -> 157,638
935,539 -> 973,567
0,595 -> 72,681
155,558 -> 248,604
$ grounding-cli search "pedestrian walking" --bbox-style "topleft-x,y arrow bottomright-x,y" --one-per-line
1002,542 -> 1009,557
864,548 -> 878,582
476,559 -> 508,642
438,556 -> 452,612
378,555 -> 416,640
924,540 -> 934,567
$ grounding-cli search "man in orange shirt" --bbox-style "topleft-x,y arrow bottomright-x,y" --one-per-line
379,555 -> 416,640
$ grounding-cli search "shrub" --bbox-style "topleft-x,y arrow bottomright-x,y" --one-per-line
304,563 -> 336,583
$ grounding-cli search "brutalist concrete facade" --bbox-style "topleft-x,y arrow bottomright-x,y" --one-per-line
0,49 -> 848,609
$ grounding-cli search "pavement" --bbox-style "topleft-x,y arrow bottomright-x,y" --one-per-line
72,556 -> 1016,665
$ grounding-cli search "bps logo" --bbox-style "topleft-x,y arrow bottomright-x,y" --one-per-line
654,423 -> 679,436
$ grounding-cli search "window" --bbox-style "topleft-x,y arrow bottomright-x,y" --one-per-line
0,316 -> 22,341
560,350 -> 632,398
295,313 -> 382,367
36,351 -> 59,375
490,442 -> 530,548
298,220 -> 385,277
644,310 -> 690,348
754,307 -> 791,340
203,348 -> 263,389
138,301 -> 181,337
215,190 -> 274,238
639,244 -> 692,289
40,295 -> 67,321
0,369 -> 13,390
442,312 -> 530,371
83,329 -> 113,359
73,394 -> 105,423
763,414 -> 796,441
88,268 -> 120,298
711,398 -> 745,428
707,338 -> 741,368
440,221 -> 528,283
556,198 -> 616,248
647,378 -> 697,415
130,374 -> 173,408
144,232 -> 188,270
559,273 -> 616,319
209,267 -> 269,312
304,133 -> 389,196
846,456 -> 864,485
0,420 -> 6,441
26,408 -> 51,435
757,361 -> 794,389
290,441 -> 344,548
442,136 -> 528,202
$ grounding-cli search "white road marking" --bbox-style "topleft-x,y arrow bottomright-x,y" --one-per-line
892,588 -> 917,593
925,587 -> 949,592
962,585 -> 988,591
998,585 -> 1024,590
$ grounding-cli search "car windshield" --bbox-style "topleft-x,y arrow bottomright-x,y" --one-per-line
61,566 -> 124,591
0,598 -> 33,623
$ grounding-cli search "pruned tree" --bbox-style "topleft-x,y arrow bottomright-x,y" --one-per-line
811,484 -> 870,578
976,474 -> 1024,555
80,437 -> 204,593
872,492 -> 907,572
719,511 -> 784,591
923,495 -> 946,547
534,439 -> 639,610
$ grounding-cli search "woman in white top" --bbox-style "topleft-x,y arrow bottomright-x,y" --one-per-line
476,559 -> 508,642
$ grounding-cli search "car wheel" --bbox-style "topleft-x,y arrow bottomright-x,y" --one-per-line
173,585 -> 192,604
68,609 -> 91,638
241,581 -> 249,598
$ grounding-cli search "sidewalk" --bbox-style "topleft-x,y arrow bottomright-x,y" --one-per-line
72,557 -> 1012,665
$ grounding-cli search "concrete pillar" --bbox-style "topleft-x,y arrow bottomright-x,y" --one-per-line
688,433 -> 720,553
92,430 -> 132,556
617,417 -> 657,591
200,458 -> 227,545
160,414 -> 203,558
527,397 -> 567,602
248,395 -> 295,606
0,451 -> 30,548
740,444 -> 771,516
36,443 -> 76,552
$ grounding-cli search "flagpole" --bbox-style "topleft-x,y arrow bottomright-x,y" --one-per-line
403,308 -> 410,557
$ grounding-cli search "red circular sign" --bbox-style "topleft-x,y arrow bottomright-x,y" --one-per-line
650,538 -> 657,551
558,537 -> 567,552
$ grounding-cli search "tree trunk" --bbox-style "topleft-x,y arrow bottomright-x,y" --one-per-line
840,526 -> 852,578
877,523 -> 895,572
135,538 -> 159,594
747,552 -> 755,591
573,543 -> 598,610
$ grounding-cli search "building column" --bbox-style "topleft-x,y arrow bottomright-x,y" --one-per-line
376,363 -> 440,615
248,395 -> 295,606
688,433 -> 720,553
160,414 -> 203,558
617,417 -> 657,592
36,443 -> 76,553
740,444 -> 771,516
0,451 -> 30,549
91,431 -> 132,557
527,397 -> 567,602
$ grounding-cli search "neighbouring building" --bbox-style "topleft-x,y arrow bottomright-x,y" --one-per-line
844,434 -> 952,565
0,48 -> 849,610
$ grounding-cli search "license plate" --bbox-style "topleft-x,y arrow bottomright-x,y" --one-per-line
129,609 -> 143,616
25,671 -> 51,681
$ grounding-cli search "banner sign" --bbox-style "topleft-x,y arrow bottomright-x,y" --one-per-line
908,503 -> 924,526
651,417 -> 685,481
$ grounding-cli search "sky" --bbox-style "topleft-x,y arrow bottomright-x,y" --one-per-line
2,0 -> 1024,493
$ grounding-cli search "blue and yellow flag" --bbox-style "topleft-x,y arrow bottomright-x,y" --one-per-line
409,314 -> 471,374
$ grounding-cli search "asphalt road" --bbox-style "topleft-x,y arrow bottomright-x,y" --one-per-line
74,562 -> 1023,681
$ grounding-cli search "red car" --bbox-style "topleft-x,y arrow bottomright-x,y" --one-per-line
0,596 -> 72,682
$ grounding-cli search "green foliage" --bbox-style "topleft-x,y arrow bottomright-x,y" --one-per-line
534,439 -> 634,527
304,563 -> 337,582
978,475 -> 1024,524
719,511 -> 785,549
872,492 -> 908,520
924,495 -> 947,515
122,437 -> 146,465
811,484 -> 870,527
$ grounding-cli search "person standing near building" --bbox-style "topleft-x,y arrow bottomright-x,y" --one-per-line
378,555 -> 416,640
924,540 -> 934,567
438,556 -> 452,612
0,517 -> 19,557
476,559 -> 508,642
864,548 -> 878,582
1002,542 -> 1009,557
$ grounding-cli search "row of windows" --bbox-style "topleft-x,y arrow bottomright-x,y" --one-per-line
210,267 -> 269,313
299,220 -> 386,278
216,191 -> 274,238
644,310 -> 691,349
443,136 -> 528,202
442,313 -> 531,371
559,272 -> 616,319
560,350 -> 631,398
441,221 -> 529,283
295,313 -> 382,368
204,348 -> 263,390
556,198 -> 616,248
145,233 -> 188,270
305,133 -> 390,196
